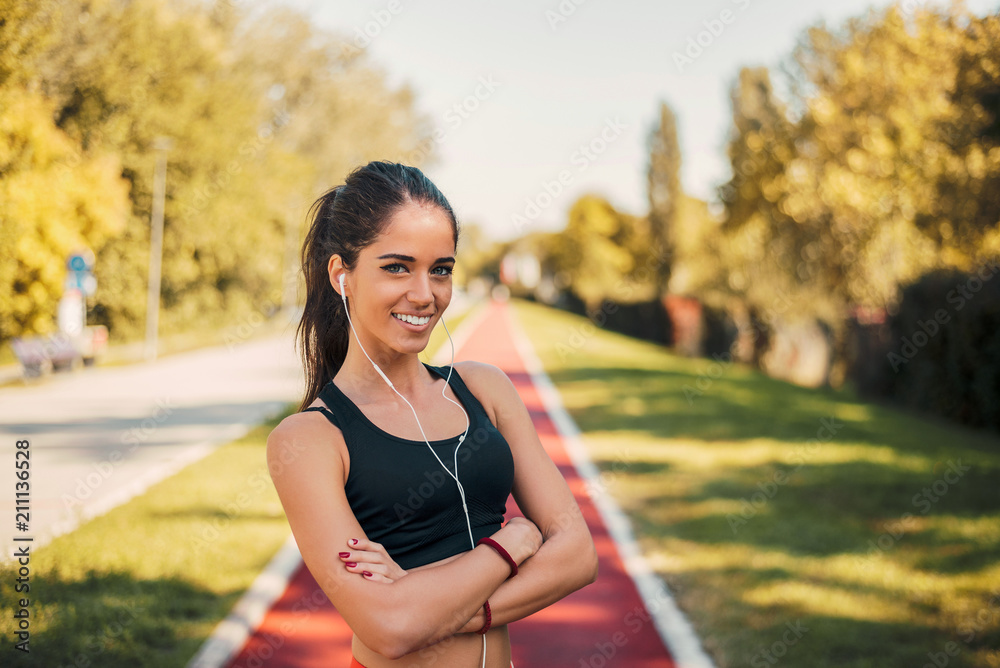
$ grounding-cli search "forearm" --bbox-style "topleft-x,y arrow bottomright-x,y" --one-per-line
379,543 -> 514,655
459,524 -> 597,632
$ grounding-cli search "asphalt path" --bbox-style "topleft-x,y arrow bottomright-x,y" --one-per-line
0,316 -> 303,563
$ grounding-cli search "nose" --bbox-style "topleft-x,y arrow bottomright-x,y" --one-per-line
408,272 -> 433,308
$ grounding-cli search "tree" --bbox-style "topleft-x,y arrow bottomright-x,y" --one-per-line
647,101 -> 681,295
549,195 -> 657,309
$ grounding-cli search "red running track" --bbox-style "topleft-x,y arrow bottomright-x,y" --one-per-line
223,299 -> 676,668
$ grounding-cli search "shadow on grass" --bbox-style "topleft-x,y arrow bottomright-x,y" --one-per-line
549,365 -> 1000,455
0,566 -> 232,666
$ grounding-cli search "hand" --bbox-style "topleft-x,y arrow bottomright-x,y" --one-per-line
490,516 -> 543,565
339,537 -> 408,583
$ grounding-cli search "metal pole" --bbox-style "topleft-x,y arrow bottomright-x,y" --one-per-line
144,137 -> 172,361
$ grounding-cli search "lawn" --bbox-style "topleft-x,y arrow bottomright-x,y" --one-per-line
511,298 -> 1000,668
0,305 -> 475,665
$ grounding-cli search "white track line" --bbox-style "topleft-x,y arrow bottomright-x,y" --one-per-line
505,302 -> 717,668
430,299 -> 490,366
186,533 -> 302,668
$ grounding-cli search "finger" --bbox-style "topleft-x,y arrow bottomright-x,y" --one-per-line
347,536 -> 382,550
344,561 -> 394,583
347,537 -> 386,554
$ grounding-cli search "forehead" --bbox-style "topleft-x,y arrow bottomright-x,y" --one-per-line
369,201 -> 455,256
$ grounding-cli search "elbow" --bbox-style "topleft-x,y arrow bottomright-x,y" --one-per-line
585,553 -> 599,586
363,607 -> 425,660
583,540 -> 599,586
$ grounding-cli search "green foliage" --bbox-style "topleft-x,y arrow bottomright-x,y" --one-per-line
647,101 -> 681,294
880,262 -> 1000,431
0,86 -> 129,340
548,194 -> 660,309
716,2 -> 1000,385
1,0 -> 432,347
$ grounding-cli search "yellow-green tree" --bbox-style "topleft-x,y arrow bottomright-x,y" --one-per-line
647,101 -> 681,294
1,0 -> 433,348
549,195 -> 658,309
0,87 -> 129,340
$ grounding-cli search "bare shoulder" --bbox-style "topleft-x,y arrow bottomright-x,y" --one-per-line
452,361 -> 518,425
452,360 -> 511,394
266,409 -> 348,481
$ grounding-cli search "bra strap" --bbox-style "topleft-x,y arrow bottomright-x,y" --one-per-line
302,405 -> 337,423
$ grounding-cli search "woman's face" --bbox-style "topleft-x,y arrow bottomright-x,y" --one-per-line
345,200 -> 456,357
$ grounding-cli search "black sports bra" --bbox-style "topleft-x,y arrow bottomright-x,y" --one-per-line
302,363 -> 515,569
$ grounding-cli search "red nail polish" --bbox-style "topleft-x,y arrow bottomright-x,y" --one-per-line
351,538 -> 359,545
363,570 -> 372,577
339,552 -> 350,558
346,562 -> 357,568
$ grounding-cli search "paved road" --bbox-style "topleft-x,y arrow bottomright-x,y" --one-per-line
0,316 -> 303,562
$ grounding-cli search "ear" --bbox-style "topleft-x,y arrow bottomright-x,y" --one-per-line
327,254 -> 346,296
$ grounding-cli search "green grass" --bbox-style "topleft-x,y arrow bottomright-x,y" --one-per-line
511,298 -> 1000,668
0,418 -> 291,665
0,306 -> 474,664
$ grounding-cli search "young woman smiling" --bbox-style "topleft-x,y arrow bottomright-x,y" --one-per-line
266,161 -> 598,667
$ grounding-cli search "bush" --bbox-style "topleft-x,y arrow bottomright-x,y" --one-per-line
876,262 -> 1000,431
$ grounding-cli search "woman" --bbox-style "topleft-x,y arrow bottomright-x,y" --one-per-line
267,161 -> 598,667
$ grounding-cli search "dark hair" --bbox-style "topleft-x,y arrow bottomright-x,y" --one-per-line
295,161 -> 460,412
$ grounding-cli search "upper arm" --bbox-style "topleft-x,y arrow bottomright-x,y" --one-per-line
265,415 -> 402,649
460,362 -> 590,542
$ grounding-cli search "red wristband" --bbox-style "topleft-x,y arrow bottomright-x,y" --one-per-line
477,600 -> 492,635
476,537 -> 518,579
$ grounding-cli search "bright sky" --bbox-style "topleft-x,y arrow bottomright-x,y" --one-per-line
276,0 -> 999,243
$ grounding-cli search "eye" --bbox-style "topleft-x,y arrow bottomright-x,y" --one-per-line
433,265 -> 454,276
381,263 -> 407,274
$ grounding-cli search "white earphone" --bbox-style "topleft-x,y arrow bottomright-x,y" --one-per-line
338,272 -> 489,666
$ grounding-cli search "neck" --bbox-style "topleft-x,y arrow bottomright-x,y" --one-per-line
337,339 -> 430,397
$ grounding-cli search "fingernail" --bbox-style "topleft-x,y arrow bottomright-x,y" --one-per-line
351,538 -> 359,545
339,552 -> 350,558
363,570 -> 372,577
346,562 -> 357,568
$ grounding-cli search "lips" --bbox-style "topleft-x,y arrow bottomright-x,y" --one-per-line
392,312 -> 432,326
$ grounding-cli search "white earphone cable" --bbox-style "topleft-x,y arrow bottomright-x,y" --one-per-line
339,275 -> 487,667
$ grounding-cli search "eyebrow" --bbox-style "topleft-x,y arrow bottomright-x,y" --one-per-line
377,253 -> 455,264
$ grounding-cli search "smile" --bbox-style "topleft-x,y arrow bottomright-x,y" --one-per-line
392,313 -> 431,326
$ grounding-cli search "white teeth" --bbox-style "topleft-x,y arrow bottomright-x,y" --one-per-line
393,313 -> 431,326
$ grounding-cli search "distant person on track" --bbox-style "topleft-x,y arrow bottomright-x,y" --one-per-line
266,161 -> 598,668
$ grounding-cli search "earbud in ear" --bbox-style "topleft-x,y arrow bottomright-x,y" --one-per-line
339,273 -> 345,295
